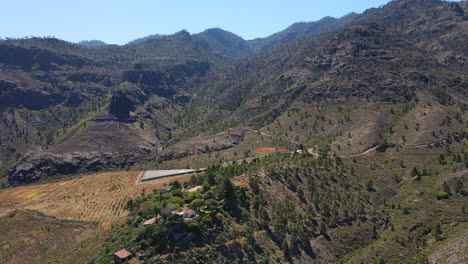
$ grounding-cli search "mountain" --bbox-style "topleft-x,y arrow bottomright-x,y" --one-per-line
124,13 -> 360,65
0,33 -> 214,184
186,0 -> 467,133
1,0 -> 465,186
0,13 -> 359,185
0,1 -> 467,263
78,40 -> 107,47
193,28 -> 254,64
249,13 -> 359,53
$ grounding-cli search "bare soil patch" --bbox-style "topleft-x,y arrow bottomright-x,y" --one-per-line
253,147 -> 288,155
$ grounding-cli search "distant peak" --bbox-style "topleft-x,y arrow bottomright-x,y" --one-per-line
341,12 -> 358,18
77,40 -> 107,48
175,30 -> 191,37
204,27 -> 227,33
200,28 -> 242,38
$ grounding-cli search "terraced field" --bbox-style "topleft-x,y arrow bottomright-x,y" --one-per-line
0,171 -> 192,228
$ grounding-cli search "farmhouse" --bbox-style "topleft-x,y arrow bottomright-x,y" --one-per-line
173,206 -> 196,219
113,249 -> 132,264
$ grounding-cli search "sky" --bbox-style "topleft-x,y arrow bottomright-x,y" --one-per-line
1,0 -> 395,45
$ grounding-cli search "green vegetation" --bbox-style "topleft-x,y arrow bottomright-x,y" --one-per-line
92,152 -> 397,263
376,141 -> 396,153
91,163 -> 249,263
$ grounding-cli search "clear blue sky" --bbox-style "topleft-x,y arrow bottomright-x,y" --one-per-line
1,0 -> 395,45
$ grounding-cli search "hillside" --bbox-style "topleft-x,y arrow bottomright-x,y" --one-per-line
0,0 -> 467,263
91,141 -> 467,263
186,0 -> 467,128
0,11 -> 359,185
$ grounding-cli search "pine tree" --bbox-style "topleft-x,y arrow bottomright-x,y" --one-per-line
432,223 -> 442,241
442,181 -> 451,195
319,222 -> 327,235
372,224 -> 378,239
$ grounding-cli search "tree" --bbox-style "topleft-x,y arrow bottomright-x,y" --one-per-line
375,257 -> 386,264
432,223 -> 442,241
454,178 -> 463,195
186,191 -> 203,202
220,176 -> 237,209
319,222 -> 327,235
138,201 -> 155,218
190,199 -> 205,210
372,224 -> 378,239
439,154 -> 446,165
170,180 -> 181,190
205,199 -> 218,210
442,181 -> 451,195
160,203 -> 179,217
206,171 -> 216,186
281,240 -> 290,256
366,179 -> 374,192
411,167 -> 420,177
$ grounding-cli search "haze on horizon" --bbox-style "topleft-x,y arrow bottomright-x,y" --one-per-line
1,0 -> 395,45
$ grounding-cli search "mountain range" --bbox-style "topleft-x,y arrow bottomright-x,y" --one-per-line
0,0 -> 466,263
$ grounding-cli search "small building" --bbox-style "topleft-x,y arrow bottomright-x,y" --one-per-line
142,215 -> 161,226
113,249 -> 132,264
174,207 -> 196,219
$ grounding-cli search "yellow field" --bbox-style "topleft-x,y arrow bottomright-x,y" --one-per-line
0,171 -> 192,228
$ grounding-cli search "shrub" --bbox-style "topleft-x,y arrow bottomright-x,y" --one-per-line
186,191 -> 203,202
138,201 -> 155,217
376,141 -> 395,152
190,199 -> 206,210
400,207 -> 410,214
8,210 -> 17,218
206,199 -> 219,210
167,196 -> 184,205
201,215 -> 213,226
436,192 -> 449,200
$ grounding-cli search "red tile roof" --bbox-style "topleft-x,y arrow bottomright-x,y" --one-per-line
174,206 -> 194,215
114,249 -> 132,259
181,207 -> 194,213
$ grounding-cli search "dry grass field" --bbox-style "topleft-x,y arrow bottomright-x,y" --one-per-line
0,171 -> 192,229
0,210 -> 98,264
